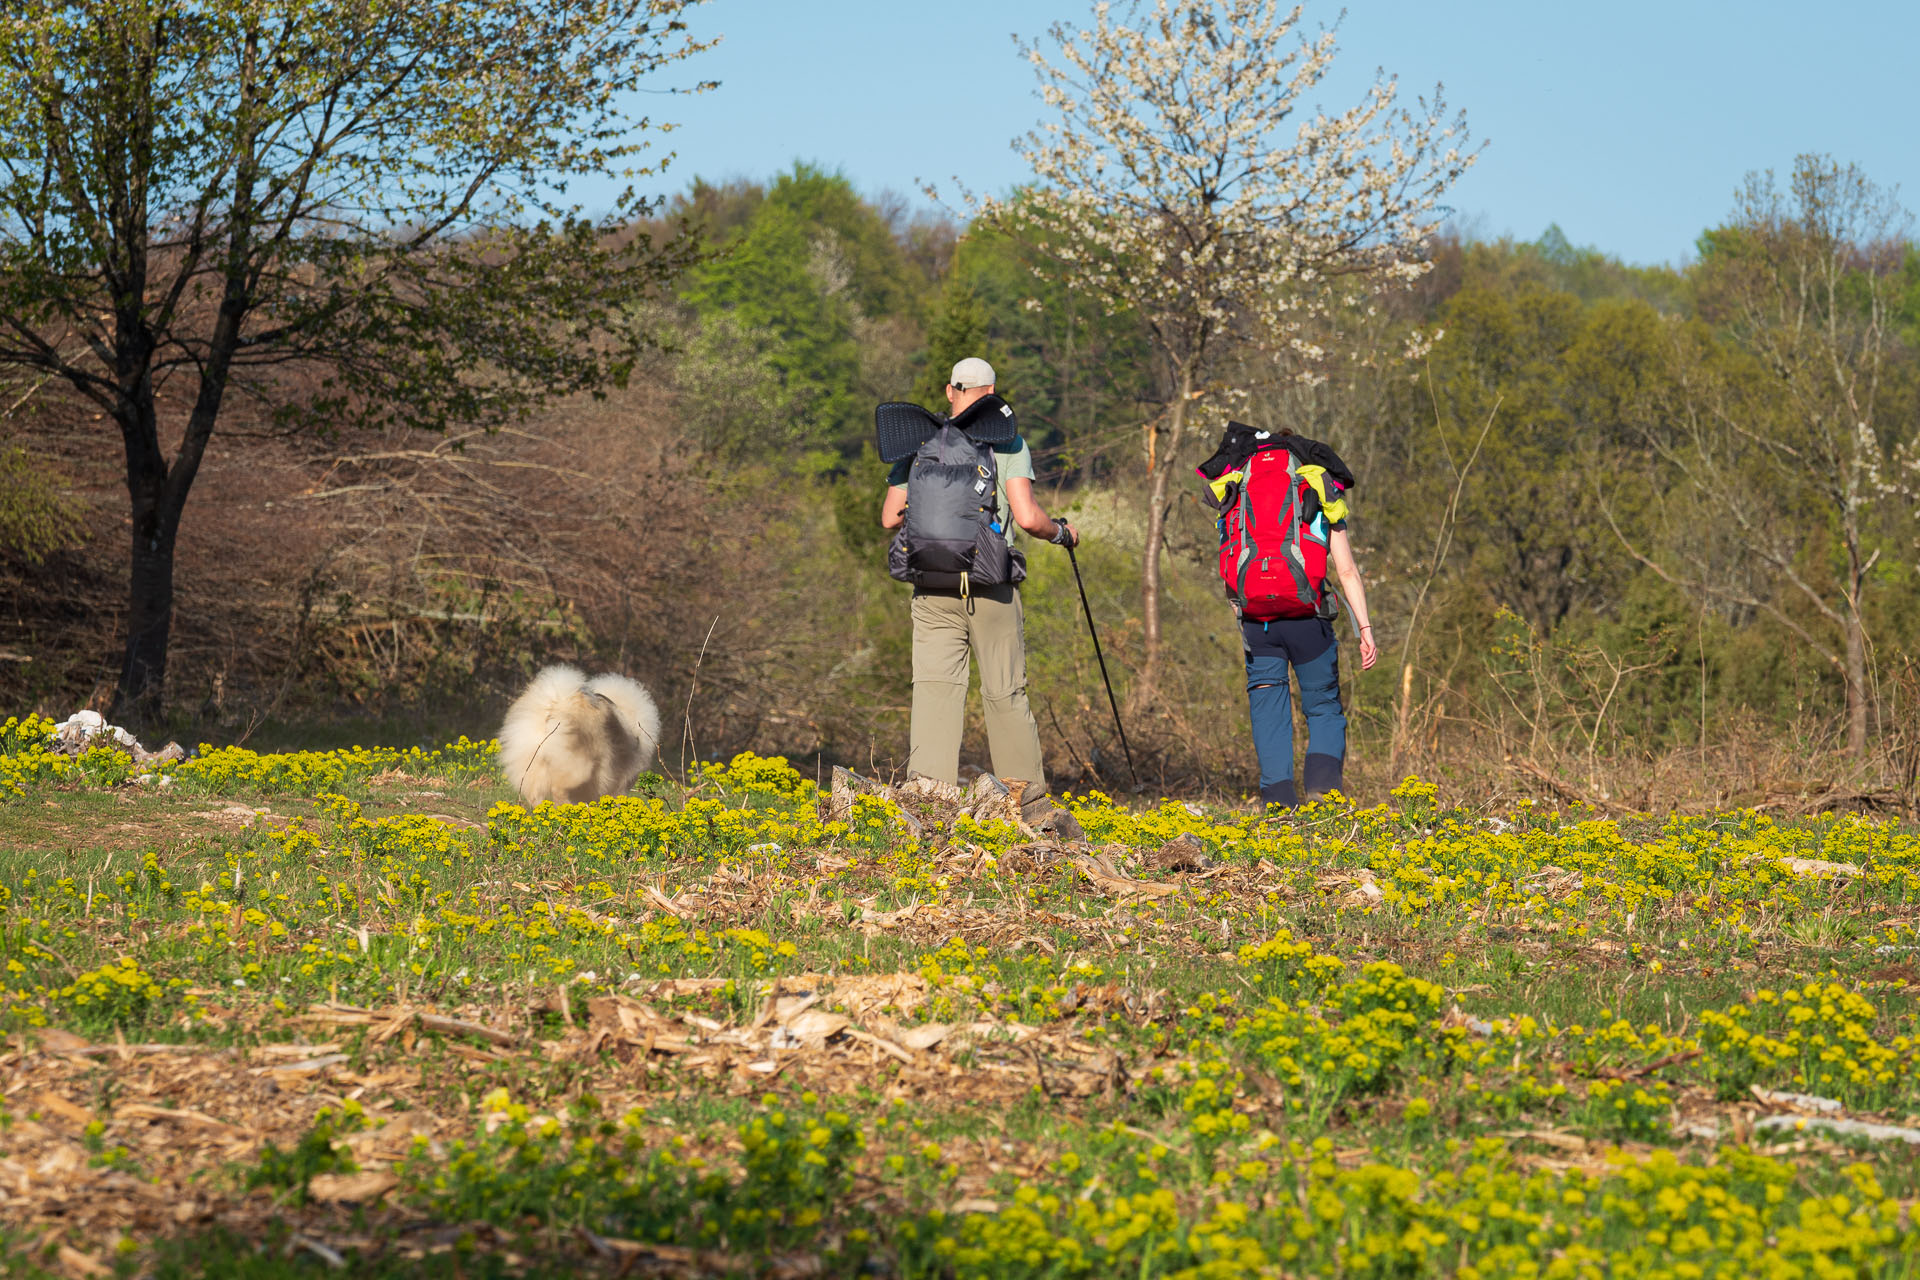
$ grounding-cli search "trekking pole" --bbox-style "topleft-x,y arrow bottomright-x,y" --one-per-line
1062,531 -> 1138,785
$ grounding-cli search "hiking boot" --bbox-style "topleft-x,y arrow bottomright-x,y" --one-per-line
1259,778 -> 1299,810
1301,753 -> 1344,802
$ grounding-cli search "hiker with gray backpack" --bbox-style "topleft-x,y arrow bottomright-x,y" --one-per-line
877,357 -> 1084,840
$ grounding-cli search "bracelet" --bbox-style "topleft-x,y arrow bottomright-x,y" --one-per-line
1049,517 -> 1072,546
1360,625 -> 1374,633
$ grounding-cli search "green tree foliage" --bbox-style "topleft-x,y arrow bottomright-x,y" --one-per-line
1486,225 -> 1690,309
0,445 -> 84,564
676,158 -> 1918,776
0,0 -> 711,723
1414,286 -> 1668,634
919,211 -> 1155,474
760,166 -> 925,323
682,165 -> 935,454
1897,246 -> 1920,348
683,203 -> 864,450
914,280 -> 992,409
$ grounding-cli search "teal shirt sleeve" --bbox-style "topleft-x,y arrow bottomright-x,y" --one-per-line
887,457 -> 911,488
994,436 -> 1033,479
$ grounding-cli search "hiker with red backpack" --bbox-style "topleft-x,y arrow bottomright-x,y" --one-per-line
1197,424 -> 1378,808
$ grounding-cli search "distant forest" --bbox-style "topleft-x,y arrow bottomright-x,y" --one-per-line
4,160 -> 1916,809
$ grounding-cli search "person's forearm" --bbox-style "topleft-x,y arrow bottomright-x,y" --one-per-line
1017,511 -> 1060,539
1338,568 -> 1372,633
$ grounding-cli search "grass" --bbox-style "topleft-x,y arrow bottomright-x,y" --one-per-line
3,714 -> 1920,1276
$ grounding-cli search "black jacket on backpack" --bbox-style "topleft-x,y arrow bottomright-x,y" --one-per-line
887,421 -> 1026,591
1195,422 -> 1356,526
1196,422 -> 1356,491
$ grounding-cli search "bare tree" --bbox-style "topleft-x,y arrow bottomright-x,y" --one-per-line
1622,156 -> 1917,755
974,0 -> 1473,700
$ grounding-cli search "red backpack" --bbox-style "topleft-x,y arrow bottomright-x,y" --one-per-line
1210,445 -> 1334,621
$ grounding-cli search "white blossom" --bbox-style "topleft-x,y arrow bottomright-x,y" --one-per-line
958,0 -> 1478,686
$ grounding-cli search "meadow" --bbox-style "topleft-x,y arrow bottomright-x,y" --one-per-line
3,713 -> 1919,1278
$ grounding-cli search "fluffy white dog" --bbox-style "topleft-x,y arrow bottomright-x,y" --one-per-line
497,664 -> 661,805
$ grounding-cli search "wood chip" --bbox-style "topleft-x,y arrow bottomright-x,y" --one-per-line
895,1022 -> 953,1051
33,1091 -> 92,1126
824,972 -> 928,1017
867,1017 -> 952,1052
254,1043 -> 342,1059
777,1009 -> 850,1046
117,1103 -> 248,1132
56,1245 -> 112,1277
250,1053 -> 349,1075
299,1004 -> 517,1048
644,885 -> 705,919
1148,833 -> 1215,873
55,1043 -> 214,1058
306,1170 -> 398,1203
1774,857 -> 1862,879
1071,855 -> 1182,899
1499,1128 -> 1588,1152
36,1028 -> 91,1053
289,1235 -> 348,1268
841,1028 -> 914,1064
415,1012 -> 517,1046
860,901 -> 924,930
1751,1086 -> 1843,1113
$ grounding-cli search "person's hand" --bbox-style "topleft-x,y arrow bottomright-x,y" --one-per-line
1050,517 -> 1078,548
1358,625 -> 1378,670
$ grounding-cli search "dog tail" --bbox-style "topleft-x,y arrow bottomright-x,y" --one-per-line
498,664 -> 593,800
585,673 -> 662,774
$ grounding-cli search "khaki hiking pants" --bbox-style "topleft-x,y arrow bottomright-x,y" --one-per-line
909,584 -> 1048,800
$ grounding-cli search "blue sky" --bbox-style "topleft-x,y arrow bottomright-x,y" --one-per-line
627,0 -> 1917,267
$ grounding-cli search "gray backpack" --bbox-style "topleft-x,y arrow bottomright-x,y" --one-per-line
887,422 -> 1026,591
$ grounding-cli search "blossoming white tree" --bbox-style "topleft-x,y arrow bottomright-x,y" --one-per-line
979,0 -> 1475,700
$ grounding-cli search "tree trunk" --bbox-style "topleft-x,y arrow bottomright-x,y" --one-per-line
109,309 -> 236,725
1839,514 -> 1872,756
1136,365 -> 1191,705
107,189 -> 249,722
115,478 -> 180,726
1844,601 -> 1868,756
1391,662 -> 1415,775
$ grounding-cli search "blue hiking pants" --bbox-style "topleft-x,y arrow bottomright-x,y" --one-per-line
1246,642 -> 1346,807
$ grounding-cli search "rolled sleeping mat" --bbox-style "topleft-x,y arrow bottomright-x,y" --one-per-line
875,395 -> 1021,462
875,401 -> 941,463
950,393 -> 1018,445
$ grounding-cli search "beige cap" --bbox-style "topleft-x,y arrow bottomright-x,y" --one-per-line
949,357 -> 995,390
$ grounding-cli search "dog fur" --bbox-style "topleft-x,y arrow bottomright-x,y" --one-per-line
497,664 -> 661,805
